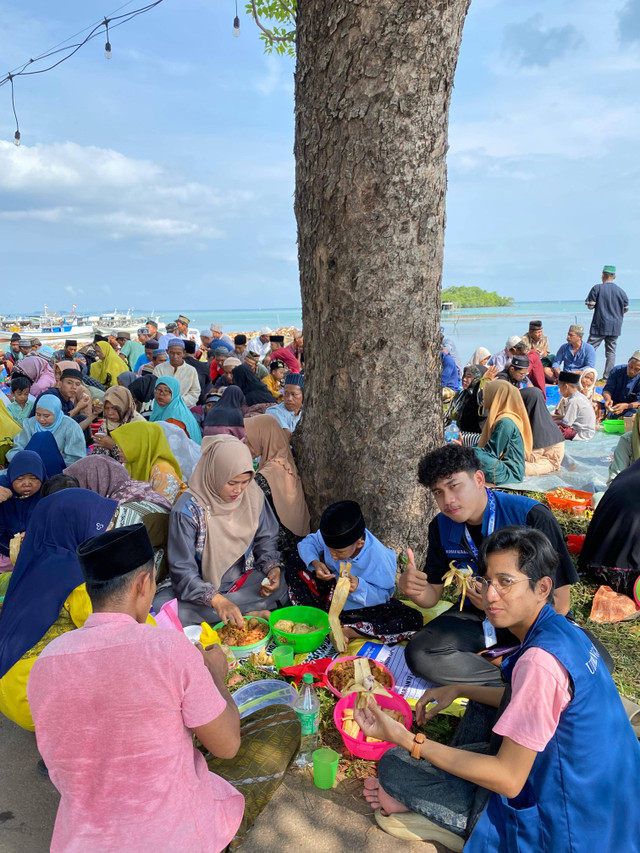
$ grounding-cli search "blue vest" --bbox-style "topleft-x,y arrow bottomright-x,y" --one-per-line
436,491 -> 537,572
466,605 -> 640,853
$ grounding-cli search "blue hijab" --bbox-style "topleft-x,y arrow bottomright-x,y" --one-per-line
23,432 -> 66,479
34,394 -> 65,433
0,489 -> 117,678
0,451 -> 46,557
149,375 -> 202,444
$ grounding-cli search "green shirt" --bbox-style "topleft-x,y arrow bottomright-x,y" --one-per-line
474,417 -> 525,485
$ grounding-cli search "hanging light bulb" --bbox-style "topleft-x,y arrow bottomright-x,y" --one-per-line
233,15 -> 240,37
104,19 -> 112,58
13,130 -> 20,146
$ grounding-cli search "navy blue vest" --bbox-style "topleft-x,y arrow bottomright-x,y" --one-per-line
466,605 -> 640,852
436,491 -> 537,572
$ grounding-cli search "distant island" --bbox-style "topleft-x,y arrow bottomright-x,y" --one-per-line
442,286 -> 514,308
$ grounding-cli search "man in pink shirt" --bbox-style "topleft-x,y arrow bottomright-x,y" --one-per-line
28,524 -> 244,853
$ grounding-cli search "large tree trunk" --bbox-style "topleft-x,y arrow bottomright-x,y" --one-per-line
293,0 -> 470,559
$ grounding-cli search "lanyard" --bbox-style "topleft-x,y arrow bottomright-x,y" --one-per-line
463,489 -> 496,562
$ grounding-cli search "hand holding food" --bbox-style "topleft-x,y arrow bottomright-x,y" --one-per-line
442,561 -> 475,610
312,560 -> 334,581
354,697 -> 407,745
259,566 -> 281,597
217,616 -> 269,646
212,594 -> 244,628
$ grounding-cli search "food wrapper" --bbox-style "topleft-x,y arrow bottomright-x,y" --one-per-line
442,561 -> 475,610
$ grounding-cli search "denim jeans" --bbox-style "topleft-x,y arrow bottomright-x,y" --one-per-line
378,701 -> 497,839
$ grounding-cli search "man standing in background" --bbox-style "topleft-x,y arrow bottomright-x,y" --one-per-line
586,264 -> 628,380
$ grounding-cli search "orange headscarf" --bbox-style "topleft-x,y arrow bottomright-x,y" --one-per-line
478,380 -> 533,457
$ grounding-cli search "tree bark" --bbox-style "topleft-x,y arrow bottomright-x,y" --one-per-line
293,0 -> 470,559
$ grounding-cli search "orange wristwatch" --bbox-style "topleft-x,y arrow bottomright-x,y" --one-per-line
411,733 -> 425,759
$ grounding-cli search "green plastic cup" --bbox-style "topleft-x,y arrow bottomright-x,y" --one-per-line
273,645 -> 294,671
312,748 -> 340,789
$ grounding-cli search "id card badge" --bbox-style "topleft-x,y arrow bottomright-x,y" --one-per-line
483,618 -> 498,648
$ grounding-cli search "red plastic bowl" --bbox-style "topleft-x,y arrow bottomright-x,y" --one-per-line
333,691 -> 412,761
325,655 -> 395,699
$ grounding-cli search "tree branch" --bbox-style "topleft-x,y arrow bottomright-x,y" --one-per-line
251,0 -> 291,42
276,0 -> 296,22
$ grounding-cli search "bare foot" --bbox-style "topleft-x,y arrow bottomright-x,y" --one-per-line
245,610 -> 270,620
363,777 -> 409,816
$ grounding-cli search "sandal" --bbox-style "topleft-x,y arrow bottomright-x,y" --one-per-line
374,808 -> 465,850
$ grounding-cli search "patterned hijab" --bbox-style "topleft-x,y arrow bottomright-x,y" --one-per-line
102,386 -> 145,434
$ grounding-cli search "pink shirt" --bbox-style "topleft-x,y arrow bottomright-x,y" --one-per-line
28,612 -> 244,853
493,647 -> 572,752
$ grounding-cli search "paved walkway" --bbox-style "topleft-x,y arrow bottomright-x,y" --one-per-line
0,714 -> 452,852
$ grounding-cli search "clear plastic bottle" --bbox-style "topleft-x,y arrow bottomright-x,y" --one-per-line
292,673 -> 320,767
444,422 -> 460,443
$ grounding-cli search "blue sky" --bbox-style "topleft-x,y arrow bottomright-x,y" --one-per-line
0,0 -> 637,313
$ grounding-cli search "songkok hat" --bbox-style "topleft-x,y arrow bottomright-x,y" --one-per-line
559,371 -> 580,386
18,339 -> 32,348
93,334 -> 108,344
603,265 -> 616,274
77,524 -> 155,584
510,355 -> 530,370
10,332 -> 20,342
166,322 -> 178,333
145,339 -> 159,351
631,351 -> 640,362
505,335 -> 522,350
569,324 -> 583,335
137,327 -> 149,336
64,339 -> 78,347
30,337 -> 42,348
223,357 -> 242,369
176,315 -> 191,325
184,340 -> 196,355
210,323 -> 224,333
40,345 -> 55,358
285,373 -> 304,389
167,337 -> 185,349
60,367 -> 82,379
215,346 -> 229,356
116,331 -> 131,340
270,359 -> 285,371
245,351 -> 260,362
320,501 -> 366,550
155,348 -> 167,356
259,326 -> 273,336
270,335 -> 285,344
234,334 -> 247,346
200,329 -> 213,338
528,320 -> 543,331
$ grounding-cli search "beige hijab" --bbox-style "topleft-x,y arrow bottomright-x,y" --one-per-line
244,415 -> 311,537
102,386 -> 145,434
478,380 -> 533,457
187,435 -> 264,588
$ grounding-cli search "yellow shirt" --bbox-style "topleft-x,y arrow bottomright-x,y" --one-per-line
262,374 -> 283,400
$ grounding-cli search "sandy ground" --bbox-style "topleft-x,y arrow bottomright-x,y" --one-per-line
0,712 -> 453,853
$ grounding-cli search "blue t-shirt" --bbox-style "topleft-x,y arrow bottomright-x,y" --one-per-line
552,341 -> 596,372
585,282 -> 628,336
603,364 -> 640,404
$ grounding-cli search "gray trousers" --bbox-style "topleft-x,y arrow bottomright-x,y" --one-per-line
587,333 -> 618,379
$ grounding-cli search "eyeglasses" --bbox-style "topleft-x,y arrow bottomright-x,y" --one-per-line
473,576 -> 530,596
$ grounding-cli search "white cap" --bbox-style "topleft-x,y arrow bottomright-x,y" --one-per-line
210,323 -> 223,333
200,329 -> 212,337
259,326 -> 273,336
506,335 -> 522,349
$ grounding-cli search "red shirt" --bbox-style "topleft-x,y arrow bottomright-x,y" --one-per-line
527,350 -> 545,393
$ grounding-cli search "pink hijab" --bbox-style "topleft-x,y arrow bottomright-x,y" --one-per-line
16,355 -> 56,396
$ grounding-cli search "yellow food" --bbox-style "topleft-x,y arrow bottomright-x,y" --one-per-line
549,488 -> 587,503
218,618 -> 269,647
273,619 -> 295,633
443,561 -> 475,610
329,561 -> 351,653
9,533 -> 21,566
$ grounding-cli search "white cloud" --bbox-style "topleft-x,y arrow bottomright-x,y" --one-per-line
0,140 -> 234,242
253,55 -> 294,96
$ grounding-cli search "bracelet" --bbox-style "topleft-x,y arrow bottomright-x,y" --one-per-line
410,732 -> 425,759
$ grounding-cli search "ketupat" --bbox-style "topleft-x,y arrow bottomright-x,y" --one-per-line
328,561 -> 351,653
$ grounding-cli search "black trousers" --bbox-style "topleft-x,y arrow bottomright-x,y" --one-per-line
405,607 -> 614,688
